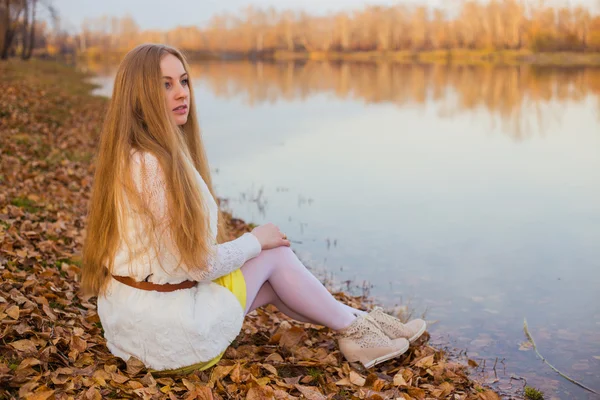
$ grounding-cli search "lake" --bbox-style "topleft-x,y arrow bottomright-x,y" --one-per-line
88,61 -> 600,399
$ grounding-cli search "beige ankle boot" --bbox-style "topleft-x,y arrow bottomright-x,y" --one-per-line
368,307 -> 427,343
337,315 -> 409,369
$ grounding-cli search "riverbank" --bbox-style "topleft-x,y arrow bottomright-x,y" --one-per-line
268,49 -> 600,66
0,59 -> 502,399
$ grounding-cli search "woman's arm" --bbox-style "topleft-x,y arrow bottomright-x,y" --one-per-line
132,151 -> 261,282
187,232 -> 261,281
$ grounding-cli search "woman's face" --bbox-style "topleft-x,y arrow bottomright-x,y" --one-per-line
160,53 -> 190,126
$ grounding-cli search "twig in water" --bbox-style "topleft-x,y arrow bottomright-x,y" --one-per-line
493,357 -> 498,379
523,318 -> 599,396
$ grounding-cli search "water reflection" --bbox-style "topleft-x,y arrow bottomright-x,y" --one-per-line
183,61 -> 600,140
88,60 -> 600,141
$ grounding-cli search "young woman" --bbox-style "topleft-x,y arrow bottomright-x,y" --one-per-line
81,43 -> 426,373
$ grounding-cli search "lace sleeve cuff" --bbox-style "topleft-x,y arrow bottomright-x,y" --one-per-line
236,232 -> 262,261
186,232 -> 262,282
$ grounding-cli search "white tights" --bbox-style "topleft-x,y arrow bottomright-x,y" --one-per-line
240,246 -> 365,331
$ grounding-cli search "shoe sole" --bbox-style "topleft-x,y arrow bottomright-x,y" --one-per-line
362,341 -> 410,369
408,321 -> 427,343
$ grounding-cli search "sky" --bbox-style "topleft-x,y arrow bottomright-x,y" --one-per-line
53,0 -> 599,32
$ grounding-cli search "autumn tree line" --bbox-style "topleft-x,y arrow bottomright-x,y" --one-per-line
2,0 -> 600,61
74,1 -> 600,57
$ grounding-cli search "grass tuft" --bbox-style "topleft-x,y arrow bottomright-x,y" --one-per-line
524,386 -> 544,400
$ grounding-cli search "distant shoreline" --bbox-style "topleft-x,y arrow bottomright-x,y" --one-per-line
76,49 -> 600,67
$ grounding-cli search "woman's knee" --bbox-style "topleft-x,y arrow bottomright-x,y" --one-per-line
263,246 -> 295,262
264,246 -> 308,273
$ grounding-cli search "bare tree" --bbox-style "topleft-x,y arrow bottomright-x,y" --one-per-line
21,0 -> 36,59
1,0 -> 25,59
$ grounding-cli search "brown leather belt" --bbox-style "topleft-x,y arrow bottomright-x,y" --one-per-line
112,275 -> 197,292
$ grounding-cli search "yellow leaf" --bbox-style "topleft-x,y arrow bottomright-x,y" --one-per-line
92,369 -> 110,386
209,364 -> 235,385
438,381 -> 454,396
392,371 -> 407,386
24,390 -> 55,400
255,376 -> 271,386
349,370 -> 366,386
128,380 -> 144,390
414,354 -> 434,368
160,385 -> 171,393
468,359 -> 479,368
262,364 -> 278,376
181,378 -> 196,391
6,305 -> 19,320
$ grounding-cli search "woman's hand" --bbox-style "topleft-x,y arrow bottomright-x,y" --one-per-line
250,223 -> 291,250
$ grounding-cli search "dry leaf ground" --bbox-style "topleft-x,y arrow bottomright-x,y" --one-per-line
0,60 -> 502,400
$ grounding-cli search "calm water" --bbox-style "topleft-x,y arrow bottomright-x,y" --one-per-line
89,62 -> 600,399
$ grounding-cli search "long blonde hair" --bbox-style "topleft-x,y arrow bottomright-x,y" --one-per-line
81,43 -> 229,297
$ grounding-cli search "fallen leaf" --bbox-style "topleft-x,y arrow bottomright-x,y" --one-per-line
414,354 -> 434,368
230,363 -> 242,383
407,387 -> 426,400
255,376 -> 271,386
265,353 -> 284,363
247,385 -> 274,400
262,364 -> 278,376
335,377 -> 352,386
125,356 -> 145,376
24,390 -> 55,400
210,364 -> 235,385
85,387 -> 101,400
10,339 -> 37,353
6,305 -> 19,319
279,326 -> 307,348
349,370 -> 366,386
294,384 -> 326,400
392,371 -> 407,386
478,389 -> 501,400
110,372 -> 129,384
17,358 -> 41,370
195,386 -> 214,400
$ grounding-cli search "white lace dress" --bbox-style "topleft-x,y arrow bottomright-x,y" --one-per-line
97,151 -> 262,371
